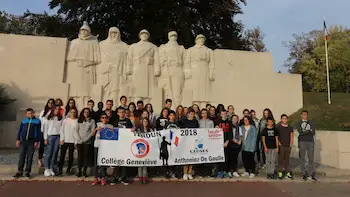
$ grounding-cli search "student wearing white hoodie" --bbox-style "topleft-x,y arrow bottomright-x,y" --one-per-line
43,106 -> 63,177
76,108 -> 96,177
57,108 -> 79,176
38,98 -> 55,167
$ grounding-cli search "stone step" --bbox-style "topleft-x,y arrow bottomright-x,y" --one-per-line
2,164 -> 350,177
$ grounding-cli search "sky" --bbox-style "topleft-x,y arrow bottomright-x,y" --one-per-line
1,0 -> 350,72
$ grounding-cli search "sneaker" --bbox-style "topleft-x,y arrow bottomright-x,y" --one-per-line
286,172 -> 293,179
249,173 -> 256,179
197,175 -> 203,179
25,173 -> 31,179
217,171 -> 223,178
226,172 -> 233,178
308,176 -> 317,182
267,174 -> 271,179
183,174 -> 188,180
92,178 -> 99,186
49,169 -> 55,176
65,169 -> 71,176
302,174 -> 308,181
232,172 -> 240,178
76,172 -> 82,177
165,172 -> 172,179
110,177 -> 119,185
261,164 -> 266,169
278,172 -> 283,180
44,169 -> 51,177
13,172 -> 23,178
188,174 -> 193,180
242,172 -> 249,177
171,173 -> 178,179
101,178 -> 107,186
56,171 -> 62,177
121,178 -> 129,185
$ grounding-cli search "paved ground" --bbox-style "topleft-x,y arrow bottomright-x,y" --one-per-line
0,181 -> 349,197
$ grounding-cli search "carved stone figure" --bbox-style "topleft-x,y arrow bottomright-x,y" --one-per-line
158,31 -> 185,107
126,29 -> 160,102
66,22 -> 101,108
185,34 -> 215,108
97,27 -> 128,104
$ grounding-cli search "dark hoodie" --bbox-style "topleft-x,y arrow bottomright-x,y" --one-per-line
156,116 -> 168,131
296,119 -> 315,142
180,118 -> 199,129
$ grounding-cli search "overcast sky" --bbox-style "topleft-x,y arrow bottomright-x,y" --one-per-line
1,0 -> 349,72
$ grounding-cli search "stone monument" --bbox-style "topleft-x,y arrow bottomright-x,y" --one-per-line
184,34 -> 215,109
158,31 -> 186,107
97,27 -> 128,104
126,29 -> 160,103
65,22 -> 101,108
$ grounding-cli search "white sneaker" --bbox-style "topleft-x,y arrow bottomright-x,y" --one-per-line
242,172 -> 249,177
183,174 -> 188,180
233,172 -> 240,178
249,173 -> 256,179
49,169 -> 55,176
188,174 -> 194,180
44,169 -> 51,177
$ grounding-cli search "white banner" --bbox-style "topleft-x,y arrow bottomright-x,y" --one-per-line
97,128 -> 225,166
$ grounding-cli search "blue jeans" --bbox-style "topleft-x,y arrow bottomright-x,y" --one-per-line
44,135 -> 60,169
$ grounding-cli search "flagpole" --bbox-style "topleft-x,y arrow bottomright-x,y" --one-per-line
324,16 -> 331,104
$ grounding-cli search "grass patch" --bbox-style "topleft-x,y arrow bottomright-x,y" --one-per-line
289,92 -> 350,131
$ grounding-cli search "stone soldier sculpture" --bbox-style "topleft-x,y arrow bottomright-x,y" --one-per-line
184,34 -> 215,109
66,21 -> 101,108
158,31 -> 186,107
97,27 -> 128,104
126,29 -> 160,103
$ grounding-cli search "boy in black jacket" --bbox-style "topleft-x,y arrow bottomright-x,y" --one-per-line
110,107 -> 133,185
14,108 -> 41,178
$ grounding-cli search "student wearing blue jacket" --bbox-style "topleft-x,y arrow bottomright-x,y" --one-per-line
241,116 -> 258,179
14,108 -> 41,179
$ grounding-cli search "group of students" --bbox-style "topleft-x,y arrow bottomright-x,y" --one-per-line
13,96 -> 317,186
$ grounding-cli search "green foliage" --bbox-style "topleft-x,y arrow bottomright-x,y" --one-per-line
284,25 -> 350,92
43,0 -> 248,49
289,92 -> 350,131
244,26 -> 267,52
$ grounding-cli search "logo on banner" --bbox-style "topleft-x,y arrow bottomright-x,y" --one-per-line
170,130 -> 179,146
190,138 -> 208,154
208,128 -> 223,140
131,139 -> 150,158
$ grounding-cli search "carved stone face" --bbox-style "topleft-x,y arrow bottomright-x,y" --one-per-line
139,33 -> 149,41
80,29 -> 90,38
196,38 -> 205,46
169,35 -> 177,42
110,32 -> 118,40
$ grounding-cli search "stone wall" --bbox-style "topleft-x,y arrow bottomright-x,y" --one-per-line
0,33 -> 303,148
291,130 -> 350,170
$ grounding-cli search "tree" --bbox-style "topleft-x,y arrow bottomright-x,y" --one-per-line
0,85 -> 16,108
244,26 -> 267,52
46,0 -> 249,49
284,25 -> 350,92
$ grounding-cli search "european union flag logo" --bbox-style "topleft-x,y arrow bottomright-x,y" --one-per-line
100,127 -> 119,140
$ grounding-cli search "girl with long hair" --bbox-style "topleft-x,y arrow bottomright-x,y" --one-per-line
145,103 -> 156,128
191,104 -> 200,120
137,118 -> 153,184
58,108 -> 78,176
241,116 -> 258,179
175,105 -> 186,124
65,98 -> 77,118
55,98 -> 65,116
43,105 -> 63,177
128,102 -> 137,127
76,108 -> 96,177
156,108 -> 169,131
38,98 -> 55,167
